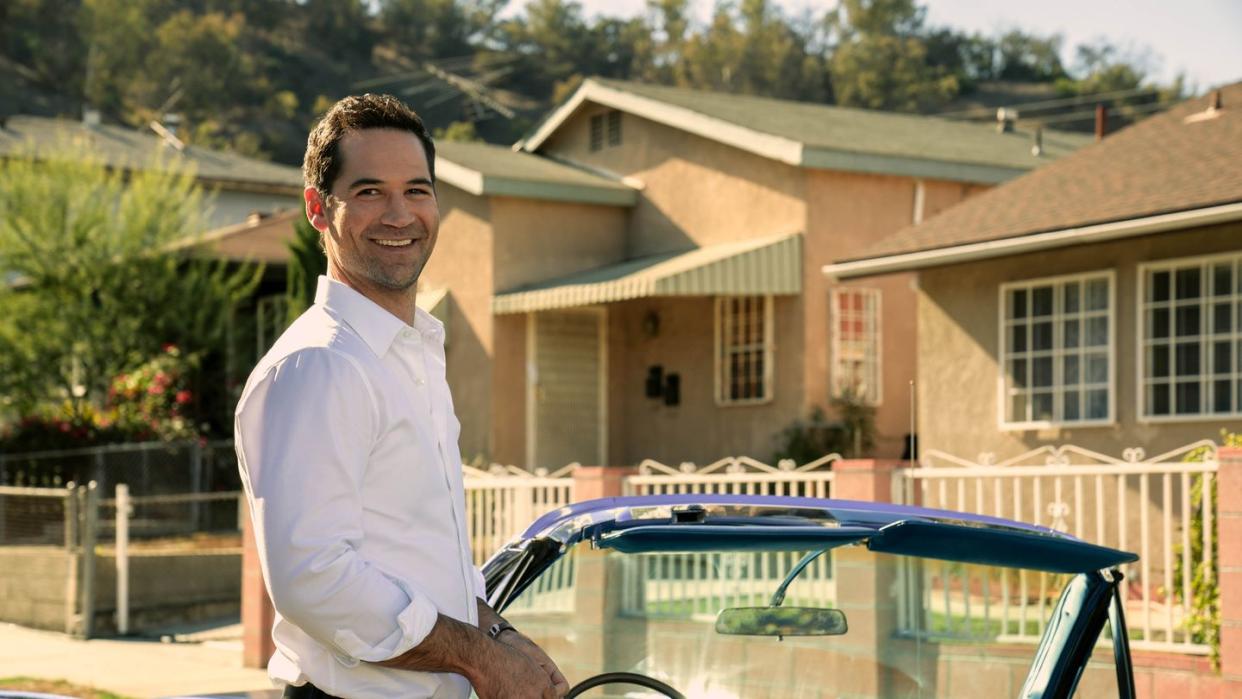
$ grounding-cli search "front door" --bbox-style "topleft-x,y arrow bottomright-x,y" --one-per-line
527,309 -> 607,471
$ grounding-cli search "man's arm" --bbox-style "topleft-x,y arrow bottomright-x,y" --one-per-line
236,349 -> 438,664
477,598 -> 570,695
373,612 -> 560,699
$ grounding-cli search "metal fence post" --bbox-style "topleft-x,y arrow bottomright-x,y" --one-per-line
64,482 -> 79,635
79,481 -> 98,639
190,441 -> 204,526
115,484 -> 130,636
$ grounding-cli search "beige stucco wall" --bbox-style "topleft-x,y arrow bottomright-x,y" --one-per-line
421,185 -> 495,462
491,196 -> 628,292
917,221 -> 1242,460
807,172 -> 986,457
540,108 -> 806,257
606,296 -> 805,465
207,189 -> 300,231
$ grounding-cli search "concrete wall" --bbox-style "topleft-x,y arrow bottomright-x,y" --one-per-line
90,551 -> 242,635
421,185 -> 496,462
0,546 -> 73,631
540,108 -> 805,256
916,222 -> 1242,460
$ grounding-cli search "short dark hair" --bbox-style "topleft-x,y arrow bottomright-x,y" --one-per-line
303,93 -> 436,194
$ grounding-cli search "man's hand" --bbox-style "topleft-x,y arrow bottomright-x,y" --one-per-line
499,629 -> 570,696
468,639 -> 561,699
477,597 -> 569,697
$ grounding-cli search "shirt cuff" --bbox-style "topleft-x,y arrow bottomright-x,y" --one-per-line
473,567 -> 488,602
330,576 -> 439,666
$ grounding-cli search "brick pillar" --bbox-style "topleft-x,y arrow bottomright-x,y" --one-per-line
572,465 -> 636,501
832,458 -> 900,503
241,499 -> 274,669
1219,446 -> 1242,685
829,459 -> 902,694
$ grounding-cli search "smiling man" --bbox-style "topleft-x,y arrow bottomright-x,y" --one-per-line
234,94 -> 567,699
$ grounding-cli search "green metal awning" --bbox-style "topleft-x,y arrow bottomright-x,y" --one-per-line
493,232 -> 802,314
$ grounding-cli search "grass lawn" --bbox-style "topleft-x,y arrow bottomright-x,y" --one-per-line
0,677 -> 132,699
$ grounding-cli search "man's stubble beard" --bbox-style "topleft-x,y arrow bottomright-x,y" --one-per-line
330,221 -> 432,292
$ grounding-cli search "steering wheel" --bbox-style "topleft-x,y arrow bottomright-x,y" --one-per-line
565,671 -> 686,698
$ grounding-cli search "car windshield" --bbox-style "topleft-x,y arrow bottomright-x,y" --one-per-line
503,540 -> 1119,698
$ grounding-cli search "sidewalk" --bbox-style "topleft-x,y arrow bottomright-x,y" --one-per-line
0,622 -> 277,699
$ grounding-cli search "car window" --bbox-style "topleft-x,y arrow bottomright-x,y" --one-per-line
503,542 -> 1089,698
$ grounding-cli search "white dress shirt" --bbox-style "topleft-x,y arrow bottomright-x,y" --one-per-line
235,276 -> 484,698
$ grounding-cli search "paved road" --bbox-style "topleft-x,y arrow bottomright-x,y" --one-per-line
0,622 -> 278,699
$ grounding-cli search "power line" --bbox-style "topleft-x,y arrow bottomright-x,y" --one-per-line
937,85 -> 1163,120
1021,100 -> 1170,126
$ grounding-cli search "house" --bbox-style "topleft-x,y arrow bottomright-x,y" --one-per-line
823,82 -> 1242,461
0,112 -> 303,231
414,79 -> 1090,468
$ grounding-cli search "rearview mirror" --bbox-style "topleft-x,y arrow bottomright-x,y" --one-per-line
715,606 -> 848,636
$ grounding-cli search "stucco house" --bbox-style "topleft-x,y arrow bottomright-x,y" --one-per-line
823,83 -> 1242,461
413,79 -> 1090,468
0,113 -> 304,231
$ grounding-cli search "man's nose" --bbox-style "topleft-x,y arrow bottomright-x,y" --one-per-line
379,192 -> 416,228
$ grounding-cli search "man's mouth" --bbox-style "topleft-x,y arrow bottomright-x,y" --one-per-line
374,239 -> 415,247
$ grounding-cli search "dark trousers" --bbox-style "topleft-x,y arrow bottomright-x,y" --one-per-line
283,683 -> 344,699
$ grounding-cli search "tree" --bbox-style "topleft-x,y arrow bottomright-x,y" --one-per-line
0,145 -> 260,425
827,0 -> 958,112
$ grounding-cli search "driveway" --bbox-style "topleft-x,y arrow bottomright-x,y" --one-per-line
0,622 -> 276,699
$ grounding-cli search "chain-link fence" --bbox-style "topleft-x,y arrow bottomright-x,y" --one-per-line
0,440 -> 239,495
0,484 -> 73,547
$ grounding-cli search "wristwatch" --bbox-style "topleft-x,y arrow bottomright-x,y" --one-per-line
487,620 -> 517,640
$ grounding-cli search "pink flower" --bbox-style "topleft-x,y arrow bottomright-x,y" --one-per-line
148,384 -> 164,395
175,390 -> 192,404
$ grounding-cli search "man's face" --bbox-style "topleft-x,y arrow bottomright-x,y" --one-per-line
307,128 -> 439,298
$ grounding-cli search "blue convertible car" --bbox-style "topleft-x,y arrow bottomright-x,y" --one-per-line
482,494 -> 1139,699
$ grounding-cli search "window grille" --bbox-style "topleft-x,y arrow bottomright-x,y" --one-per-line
1001,272 -> 1113,426
607,110 -> 622,146
715,296 -> 774,405
831,288 -> 881,405
1140,252 -> 1242,419
589,114 -> 604,151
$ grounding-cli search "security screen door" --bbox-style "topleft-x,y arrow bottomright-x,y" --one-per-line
527,309 -> 606,471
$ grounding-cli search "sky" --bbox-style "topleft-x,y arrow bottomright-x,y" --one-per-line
511,0 -> 1242,91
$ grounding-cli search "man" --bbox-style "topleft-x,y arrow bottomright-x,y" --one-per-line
235,94 -> 568,699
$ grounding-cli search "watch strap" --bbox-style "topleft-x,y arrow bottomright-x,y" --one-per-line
487,620 -> 517,640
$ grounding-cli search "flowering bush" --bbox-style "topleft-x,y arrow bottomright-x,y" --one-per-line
107,344 -> 201,442
0,345 -> 203,452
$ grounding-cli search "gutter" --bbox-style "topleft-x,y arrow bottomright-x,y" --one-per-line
822,200 -> 1242,279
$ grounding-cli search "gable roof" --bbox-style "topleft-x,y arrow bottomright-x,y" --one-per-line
518,78 -> 1090,184
824,82 -> 1242,278
436,140 -> 635,206
0,115 -> 302,193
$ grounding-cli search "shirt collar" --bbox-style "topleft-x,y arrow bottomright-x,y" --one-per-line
314,276 -> 444,357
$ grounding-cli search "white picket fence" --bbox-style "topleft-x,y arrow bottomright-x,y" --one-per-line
623,454 -> 839,497
463,463 -> 577,564
620,454 -> 840,619
893,441 -> 1217,654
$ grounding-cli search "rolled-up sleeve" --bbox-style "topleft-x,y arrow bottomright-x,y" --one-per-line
235,348 -> 437,665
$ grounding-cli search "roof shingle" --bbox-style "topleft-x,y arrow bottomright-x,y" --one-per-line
842,83 -> 1242,264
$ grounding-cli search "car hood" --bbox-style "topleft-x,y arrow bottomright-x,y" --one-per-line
502,494 -> 1137,575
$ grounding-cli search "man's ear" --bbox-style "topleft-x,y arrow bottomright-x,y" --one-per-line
305,186 -> 330,233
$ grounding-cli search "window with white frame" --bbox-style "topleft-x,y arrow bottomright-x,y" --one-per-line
1001,272 -> 1113,426
1140,253 -> 1242,419
715,296 -> 774,405
831,288 -> 881,405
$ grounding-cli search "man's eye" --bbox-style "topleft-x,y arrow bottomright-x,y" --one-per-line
407,188 -> 431,197
357,188 -> 381,197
